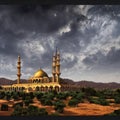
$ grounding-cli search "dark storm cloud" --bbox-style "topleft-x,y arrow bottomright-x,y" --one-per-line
83,47 -> 120,67
88,5 -> 120,17
107,47 -> 120,64
62,56 -> 78,69
0,5 -> 120,82
0,5 -> 87,57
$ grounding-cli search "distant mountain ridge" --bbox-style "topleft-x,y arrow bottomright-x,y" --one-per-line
0,77 -> 120,89
0,78 -> 28,85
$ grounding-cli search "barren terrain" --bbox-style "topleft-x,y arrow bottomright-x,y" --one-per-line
0,98 -> 120,116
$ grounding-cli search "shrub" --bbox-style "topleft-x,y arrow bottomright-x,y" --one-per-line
12,92 -> 19,100
83,87 -> 97,96
1,104 -> 8,111
42,92 -> 54,100
98,98 -> 109,106
114,96 -> 120,104
56,92 -> 68,100
54,100 -> 66,113
14,102 -> 23,108
27,105 -> 48,116
40,98 -> 53,106
88,96 -> 109,106
88,97 -> 100,104
29,92 -> 34,99
68,98 -> 79,107
36,92 -> 43,99
5,92 -> 11,100
24,96 -> 33,106
12,105 -> 48,116
109,109 -> 120,116
76,92 -> 84,101
0,91 -> 5,99
12,105 -> 28,116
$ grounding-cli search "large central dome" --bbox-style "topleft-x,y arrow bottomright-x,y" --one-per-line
33,69 -> 48,78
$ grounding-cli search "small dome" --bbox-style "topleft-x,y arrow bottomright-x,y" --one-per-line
33,69 -> 48,78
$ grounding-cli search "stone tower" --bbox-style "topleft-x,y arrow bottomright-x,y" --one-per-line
52,54 -> 56,82
17,56 -> 21,84
52,48 -> 61,83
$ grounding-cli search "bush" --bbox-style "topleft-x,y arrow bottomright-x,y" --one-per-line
5,92 -> 11,100
76,92 -> 84,101
40,98 -> 53,106
68,98 -> 79,107
54,100 -> 66,113
88,96 -> 109,106
36,92 -> 43,99
12,105 -> 48,116
27,105 -> 48,116
24,96 -> 33,106
12,105 -> 28,116
114,96 -> 120,104
29,92 -> 34,99
83,87 -> 97,96
88,97 -> 100,104
56,92 -> 68,100
109,109 -> 120,116
42,92 -> 54,100
70,91 -> 77,98
0,91 -> 5,99
1,104 -> 8,111
98,98 -> 109,106
14,102 -> 23,108
12,92 -> 19,100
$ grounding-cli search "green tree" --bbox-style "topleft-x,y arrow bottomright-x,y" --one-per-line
0,91 -> 5,99
68,98 -> 79,107
24,96 -> 33,106
12,105 -> 48,116
12,92 -> 19,100
27,105 -> 48,116
1,104 -> 8,111
14,102 -> 23,108
54,100 -> 66,113
36,92 -> 43,99
5,92 -> 11,100
40,98 -> 53,106
114,96 -> 120,104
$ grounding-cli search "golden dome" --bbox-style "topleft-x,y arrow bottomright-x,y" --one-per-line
33,69 -> 48,78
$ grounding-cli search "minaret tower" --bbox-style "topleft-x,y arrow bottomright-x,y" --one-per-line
17,56 -> 21,84
55,48 -> 61,83
52,54 -> 56,82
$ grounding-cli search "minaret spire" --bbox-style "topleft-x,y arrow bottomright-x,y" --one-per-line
56,47 -> 58,56
17,55 -> 21,84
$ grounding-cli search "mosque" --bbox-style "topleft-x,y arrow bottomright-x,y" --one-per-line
2,49 -> 61,92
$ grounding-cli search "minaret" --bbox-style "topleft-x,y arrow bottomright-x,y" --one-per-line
52,54 -> 56,82
17,56 -> 21,84
55,49 -> 61,83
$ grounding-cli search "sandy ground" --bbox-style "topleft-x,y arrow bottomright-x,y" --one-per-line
0,98 -> 120,116
63,103 -> 120,116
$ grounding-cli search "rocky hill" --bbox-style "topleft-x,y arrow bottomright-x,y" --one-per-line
0,78 -> 28,85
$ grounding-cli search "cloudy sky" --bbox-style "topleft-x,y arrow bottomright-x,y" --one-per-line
0,5 -> 120,83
